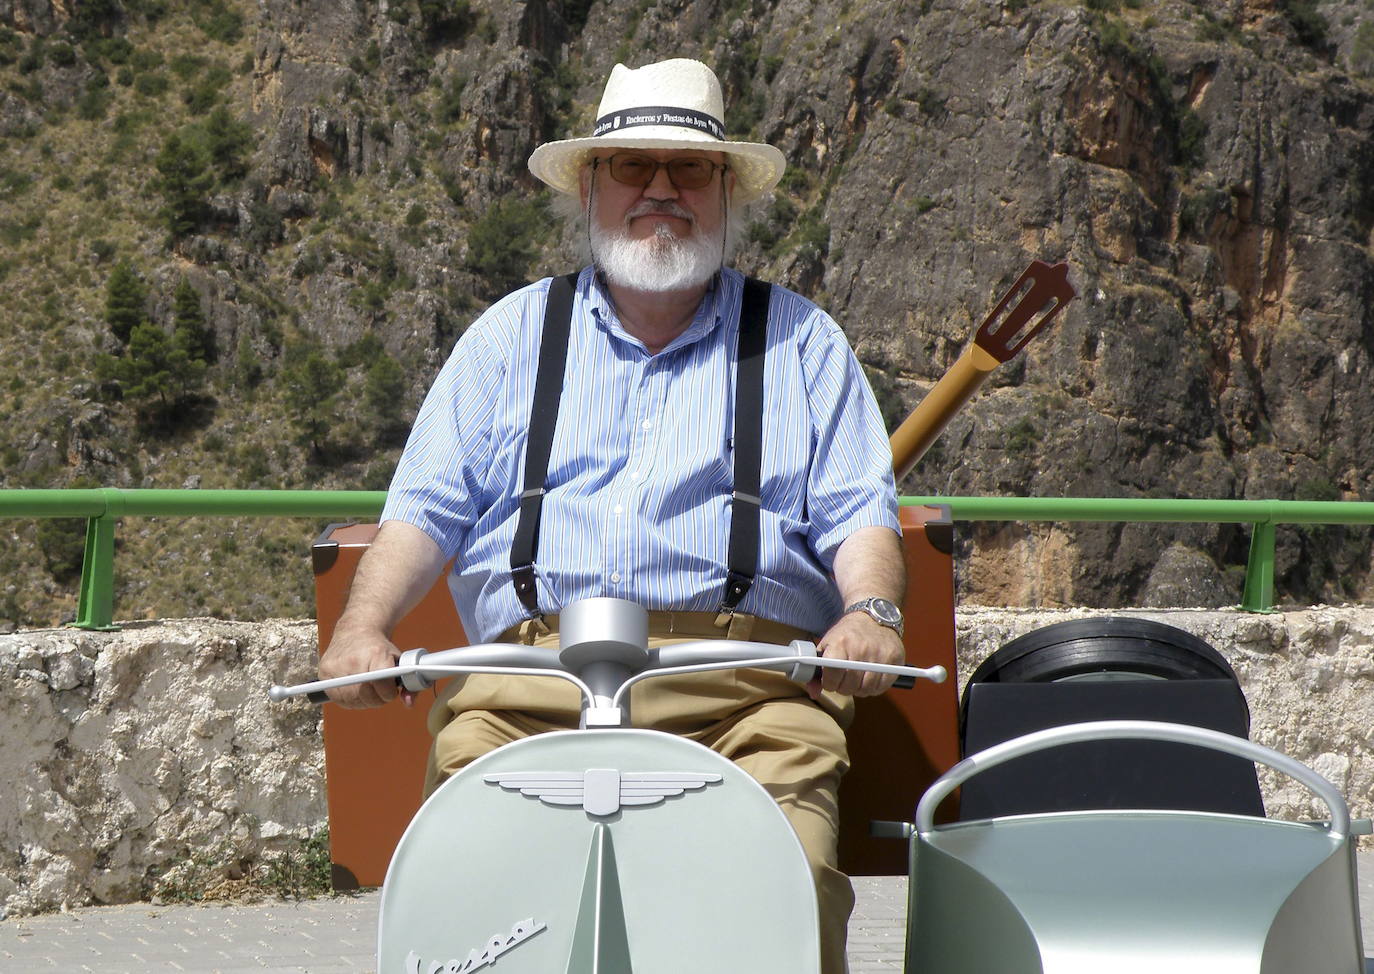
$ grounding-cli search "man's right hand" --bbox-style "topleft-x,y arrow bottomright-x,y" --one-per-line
318,623 -> 408,709
316,520 -> 448,709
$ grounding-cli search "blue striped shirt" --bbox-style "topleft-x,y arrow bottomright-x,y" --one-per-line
382,266 -> 899,640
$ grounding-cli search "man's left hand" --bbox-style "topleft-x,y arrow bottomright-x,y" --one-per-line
811,611 -> 906,698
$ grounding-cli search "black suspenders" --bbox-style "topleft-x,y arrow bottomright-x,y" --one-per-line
509,273 -> 772,621
720,276 -> 771,617
509,272 -> 577,618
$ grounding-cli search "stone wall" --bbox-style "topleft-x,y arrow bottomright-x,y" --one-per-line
0,620 -> 324,919
3,607 -> 1374,917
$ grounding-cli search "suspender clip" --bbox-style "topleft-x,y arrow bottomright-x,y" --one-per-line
510,564 -> 544,619
716,568 -> 755,626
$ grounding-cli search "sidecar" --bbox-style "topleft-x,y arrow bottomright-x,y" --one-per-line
904,720 -> 1365,974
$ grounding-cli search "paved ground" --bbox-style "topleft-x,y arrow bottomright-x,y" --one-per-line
3,860 -> 1374,972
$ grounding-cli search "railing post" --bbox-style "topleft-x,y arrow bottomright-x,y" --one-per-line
74,515 -> 118,630
1241,520 -> 1277,613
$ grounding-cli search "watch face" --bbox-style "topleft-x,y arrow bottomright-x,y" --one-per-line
869,598 -> 902,625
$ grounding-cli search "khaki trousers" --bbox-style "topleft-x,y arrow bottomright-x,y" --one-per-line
423,612 -> 856,974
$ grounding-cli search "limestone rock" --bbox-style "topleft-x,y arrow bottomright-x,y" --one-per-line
0,619 -> 324,917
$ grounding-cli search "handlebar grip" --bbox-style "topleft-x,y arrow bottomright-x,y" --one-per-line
892,675 -> 916,690
304,676 -> 404,705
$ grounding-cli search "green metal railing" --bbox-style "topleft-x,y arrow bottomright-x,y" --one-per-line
0,489 -> 386,631
904,495 -> 1374,616
2,489 -> 1372,630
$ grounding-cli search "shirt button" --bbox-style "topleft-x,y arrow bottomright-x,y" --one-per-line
630,471 -> 642,482
641,420 -> 652,430
610,572 -> 622,583
613,504 -> 623,515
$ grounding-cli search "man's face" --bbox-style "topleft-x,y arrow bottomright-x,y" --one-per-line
582,148 -> 733,244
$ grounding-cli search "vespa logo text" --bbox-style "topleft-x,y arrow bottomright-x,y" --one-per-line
405,917 -> 546,973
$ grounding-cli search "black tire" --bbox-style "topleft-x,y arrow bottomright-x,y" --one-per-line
960,618 -> 1245,748
966,617 -> 1238,685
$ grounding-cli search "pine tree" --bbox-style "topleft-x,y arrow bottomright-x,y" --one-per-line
110,322 -> 207,428
282,349 -> 343,458
104,260 -> 147,345
154,131 -> 212,238
172,275 -> 215,363
363,353 -> 407,443
202,105 -> 254,183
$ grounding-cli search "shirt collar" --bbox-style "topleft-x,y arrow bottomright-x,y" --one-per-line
583,266 -> 743,355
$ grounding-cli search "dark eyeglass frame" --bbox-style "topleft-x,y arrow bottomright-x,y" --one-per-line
590,152 -> 729,190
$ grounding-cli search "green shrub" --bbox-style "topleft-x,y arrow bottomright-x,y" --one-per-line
337,332 -> 385,369
130,47 -> 164,71
36,518 -> 87,583
1004,417 -> 1040,453
1179,185 -> 1230,236
0,167 -> 33,199
18,39 -> 44,74
184,62 -> 232,115
49,42 -> 77,67
405,202 -> 427,227
435,73 -> 466,124
87,35 -> 133,65
281,348 -> 343,456
364,353 -> 408,442
200,105 -> 255,183
465,197 -> 549,300
77,85 -> 115,120
0,28 -> 20,66
82,167 -> 110,198
196,4 -> 245,44
1353,22 -> 1374,76
135,72 -> 170,97
787,207 -> 830,263
1278,0 -> 1327,49
171,53 -> 207,79
243,198 -> 283,251
1176,109 -> 1207,171
421,0 -> 473,42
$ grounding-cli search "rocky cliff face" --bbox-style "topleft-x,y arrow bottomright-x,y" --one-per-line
0,0 -> 1371,623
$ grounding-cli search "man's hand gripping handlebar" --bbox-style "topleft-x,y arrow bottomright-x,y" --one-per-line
275,598 -> 946,725
271,635 -> 946,725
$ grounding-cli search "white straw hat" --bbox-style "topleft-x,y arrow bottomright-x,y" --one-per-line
528,58 -> 786,204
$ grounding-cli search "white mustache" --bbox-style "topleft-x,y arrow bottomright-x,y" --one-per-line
625,200 -> 695,226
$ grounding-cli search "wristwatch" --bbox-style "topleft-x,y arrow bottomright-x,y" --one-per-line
844,597 -> 904,637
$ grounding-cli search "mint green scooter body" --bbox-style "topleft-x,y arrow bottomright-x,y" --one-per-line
377,728 -> 820,974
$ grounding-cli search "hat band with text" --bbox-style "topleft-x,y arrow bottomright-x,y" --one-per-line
592,106 -> 725,141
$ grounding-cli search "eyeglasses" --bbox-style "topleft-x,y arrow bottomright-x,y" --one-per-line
591,153 -> 727,190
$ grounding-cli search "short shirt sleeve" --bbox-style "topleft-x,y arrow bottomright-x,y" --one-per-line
380,322 -> 506,561
800,314 -> 901,568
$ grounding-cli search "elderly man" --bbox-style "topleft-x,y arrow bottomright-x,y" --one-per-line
318,58 -> 905,973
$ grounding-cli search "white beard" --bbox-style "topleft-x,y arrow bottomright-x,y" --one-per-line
590,204 -> 725,293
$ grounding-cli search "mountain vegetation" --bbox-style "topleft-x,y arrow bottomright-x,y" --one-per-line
0,0 -> 1371,626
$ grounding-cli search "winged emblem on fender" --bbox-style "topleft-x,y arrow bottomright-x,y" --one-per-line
483,768 -> 723,817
